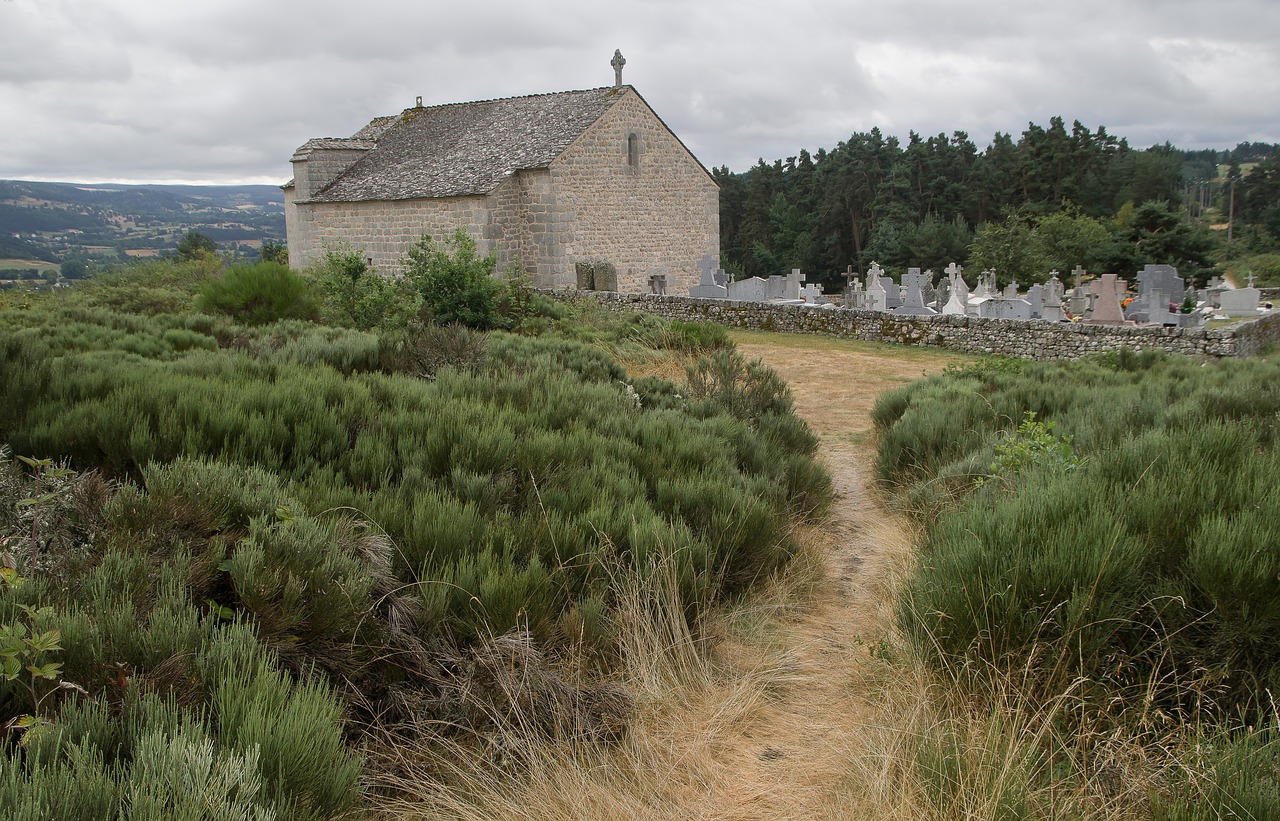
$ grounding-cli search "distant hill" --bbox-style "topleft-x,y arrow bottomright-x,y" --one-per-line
0,180 -> 286,267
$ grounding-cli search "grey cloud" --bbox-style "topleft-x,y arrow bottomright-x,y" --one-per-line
1,0 -> 1277,183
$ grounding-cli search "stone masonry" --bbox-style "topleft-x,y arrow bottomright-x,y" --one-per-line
556,291 -> 1280,360
285,75 -> 718,296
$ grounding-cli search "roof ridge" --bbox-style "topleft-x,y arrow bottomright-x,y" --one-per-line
391,85 -> 624,118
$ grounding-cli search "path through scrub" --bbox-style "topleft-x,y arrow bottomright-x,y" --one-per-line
667,333 -> 964,820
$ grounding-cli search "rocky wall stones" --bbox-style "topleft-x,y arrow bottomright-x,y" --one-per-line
553,291 -> 1280,361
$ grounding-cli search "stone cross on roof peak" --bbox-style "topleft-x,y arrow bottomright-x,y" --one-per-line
612,50 -> 626,88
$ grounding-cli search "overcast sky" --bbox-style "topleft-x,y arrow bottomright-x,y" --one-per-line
2,0 -> 1278,185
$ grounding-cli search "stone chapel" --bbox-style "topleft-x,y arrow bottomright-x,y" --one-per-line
283,52 -> 719,294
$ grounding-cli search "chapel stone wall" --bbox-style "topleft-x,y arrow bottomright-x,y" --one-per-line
539,90 -> 720,293
287,195 -> 493,276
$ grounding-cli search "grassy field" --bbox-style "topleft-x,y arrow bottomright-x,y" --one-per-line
0,258 -> 59,272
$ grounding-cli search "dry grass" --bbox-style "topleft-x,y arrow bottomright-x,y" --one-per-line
360,330 -> 1280,814
361,333 -> 1236,820
356,332 -> 971,819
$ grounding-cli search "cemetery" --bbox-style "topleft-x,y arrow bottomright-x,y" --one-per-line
561,258 -> 1280,361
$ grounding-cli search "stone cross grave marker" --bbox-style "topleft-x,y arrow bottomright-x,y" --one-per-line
943,263 -> 968,315
800,283 -> 825,304
894,279 -> 938,316
1084,274 -> 1131,325
865,262 -> 888,311
1066,266 -> 1090,316
690,256 -> 727,298
1042,274 -> 1065,321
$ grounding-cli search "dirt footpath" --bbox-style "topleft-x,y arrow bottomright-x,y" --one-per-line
684,332 -> 962,820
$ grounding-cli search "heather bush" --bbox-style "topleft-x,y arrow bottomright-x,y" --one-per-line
877,352 -> 1280,720
0,255 -> 831,813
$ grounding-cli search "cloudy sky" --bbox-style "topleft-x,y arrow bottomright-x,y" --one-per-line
2,0 -> 1278,185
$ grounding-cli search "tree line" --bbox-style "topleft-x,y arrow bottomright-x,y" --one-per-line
714,117 -> 1280,288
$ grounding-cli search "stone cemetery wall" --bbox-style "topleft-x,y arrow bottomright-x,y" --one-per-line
553,291 -> 1280,360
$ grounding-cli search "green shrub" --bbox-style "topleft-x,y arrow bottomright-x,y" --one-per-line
404,229 -> 502,330
879,351 -> 1280,720
685,349 -> 797,424
309,241 -> 416,330
380,322 -> 488,378
1151,725 -> 1280,820
197,262 -> 318,326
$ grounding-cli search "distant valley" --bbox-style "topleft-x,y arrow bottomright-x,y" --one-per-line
0,179 -> 285,277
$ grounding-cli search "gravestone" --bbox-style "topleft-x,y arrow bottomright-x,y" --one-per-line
800,283 -> 827,304
1026,283 -> 1044,319
1066,265 -> 1090,317
979,297 -> 1033,320
865,263 -> 888,312
942,263 -> 968,316
689,262 -> 727,298
903,268 -> 936,309
575,260 -> 617,291
649,272 -> 668,295
1083,274 -> 1132,325
727,276 -> 767,302
1202,276 -> 1227,308
765,275 -> 787,300
894,280 -> 938,316
1131,264 -> 1185,323
1042,274 -> 1066,322
846,279 -> 865,309
1219,279 -> 1261,317
881,277 -> 903,310
714,269 -> 730,287
841,265 -> 859,300
922,269 -> 938,308
1003,280 -> 1020,299
785,269 -> 805,301
1136,264 -> 1186,305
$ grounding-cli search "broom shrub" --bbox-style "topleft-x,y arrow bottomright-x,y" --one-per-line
877,351 -> 1280,720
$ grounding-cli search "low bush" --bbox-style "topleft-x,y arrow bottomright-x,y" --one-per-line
0,255 -> 831,814
197,262 -> 318,326
877,351 -> 1280,721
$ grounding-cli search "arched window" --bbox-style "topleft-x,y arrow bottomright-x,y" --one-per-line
627,133 -> 639,167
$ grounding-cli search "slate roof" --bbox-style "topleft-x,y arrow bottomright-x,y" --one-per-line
300,87 -> 628,203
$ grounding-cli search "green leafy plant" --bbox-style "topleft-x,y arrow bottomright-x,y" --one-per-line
310,241 -> 414,330
981,410 -> 1082,486
404,228 -> 502,330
